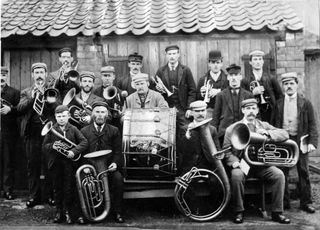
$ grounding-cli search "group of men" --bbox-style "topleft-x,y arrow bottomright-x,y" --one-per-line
0,44 -> 318,225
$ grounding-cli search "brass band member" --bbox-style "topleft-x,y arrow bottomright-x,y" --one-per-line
223,98 -> 290,224
196,50 -> 228,117
115,52 -> 144,95
17,63 -> 58,207
212,64 -> 253,145
275,72 -> 318,213
81,101 -> 125,223
241,50 -> 282,124
0,66 -> 20,200
124,73 -> 168,109
42,105 -> 88,224
180,101 -> 220,175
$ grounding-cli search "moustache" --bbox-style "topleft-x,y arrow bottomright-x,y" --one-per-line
36,77 -> 44,81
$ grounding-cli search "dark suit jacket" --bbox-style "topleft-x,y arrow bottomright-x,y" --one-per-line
155,63 -> 196,111
1,84 -> 20,134
212,87 -> 253,137
180,123 -> 221,175
81,123 -> 123,168
274,94 -> 318,148
114,75 -> 136,96
42,122 -> 88,169
196,71 -> 229,108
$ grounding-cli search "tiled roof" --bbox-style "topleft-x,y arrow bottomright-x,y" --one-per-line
1,0 -> 303,38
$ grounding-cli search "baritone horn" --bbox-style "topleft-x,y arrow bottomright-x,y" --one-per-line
230,123 -> 299,167
41,121 -> 81,161
151,75 -> 173,97
76,150 -> 114,222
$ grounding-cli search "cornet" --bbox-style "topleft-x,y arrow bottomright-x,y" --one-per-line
203,79 -> 213,103
151,75 -> 173,97
249,80 -> 267,104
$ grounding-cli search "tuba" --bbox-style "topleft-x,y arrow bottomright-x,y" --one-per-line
76,150 -> 113,222
174,118 -> 231,221
230,123 -> 299,167
41,121 -> 81,161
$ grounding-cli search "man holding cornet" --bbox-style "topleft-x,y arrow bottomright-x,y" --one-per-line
42,105 -> 88,224
18,63 -> 59,208
223,98 -> 290,224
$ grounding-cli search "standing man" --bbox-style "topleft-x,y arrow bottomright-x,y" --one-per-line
0,66 -> 20,200
212,64 -> 253,145
196,50 -> 228,117
124,73 -> 168,109
275,72 -> 318,213
241,50 -> 282,124
17,63 -> 58,207
115,52 -> 143,95
223,98 -> 290,224
154,45 -> 196,131
81,101 -> 125,223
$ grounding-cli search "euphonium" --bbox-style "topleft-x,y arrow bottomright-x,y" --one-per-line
230,123 -> 299,167
174,118 -> 231,221
151,75 -> 173,97
76,150 -> 113,222
41,121 -> 80,161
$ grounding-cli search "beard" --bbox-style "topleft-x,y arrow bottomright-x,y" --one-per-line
82,85 -> 93,93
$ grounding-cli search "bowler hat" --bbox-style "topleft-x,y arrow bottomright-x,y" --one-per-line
208,50 -> 222,61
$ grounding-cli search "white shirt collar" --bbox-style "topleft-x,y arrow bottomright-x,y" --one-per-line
210,70 -> 221,81
285,92 -> 297,101
252,69 -> 263,81
168,62 -> 178,71
94,122 -> 105,132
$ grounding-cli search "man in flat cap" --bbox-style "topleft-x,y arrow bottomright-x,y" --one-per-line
212,64 -> 253,145
241,50 -> 282,124
179,100 -> 221,175
17,62 -> 59,207
42,105 -> 87,224
196,50 -> 228,117
0,66 -> 20,200
223,98 -> 290,224
94,65 -> 127,129
124,73 -> 168,109
275,72 -> 318,213
81,101 -> 125,223
115,52 -> 144,95
153,45 -> 196,133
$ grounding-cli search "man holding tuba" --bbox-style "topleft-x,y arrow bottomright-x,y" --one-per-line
17,63 -> 59,208
42,105 -> 88,224
223,98 -> 290,224
275,72 -> 318,213
80,101 -> 125,223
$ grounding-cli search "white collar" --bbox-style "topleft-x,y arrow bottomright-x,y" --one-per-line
285,93 -> 297,101
94,122 -> 105,132
252,69 -> 263,80
168,62 -> 178,71
210,70 -> 221,81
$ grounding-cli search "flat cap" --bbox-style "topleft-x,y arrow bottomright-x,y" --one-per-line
128,52 -> 143,63
165,45 -> 179,52
189,100 -> 207,110
208,50 -> 223,61
281,72 -> 298,83
55,105 -> 69,114
241,98 -> 258,108
92,101 -> 109,110
132,73 -> 149,83
101,65 -> 115,73
80,71 -> 95,80
58,47 -> 73,56
226,63 -> 241,74
31,62 -> 47,72
1,66 -> 9,74
249,50 -> 265,57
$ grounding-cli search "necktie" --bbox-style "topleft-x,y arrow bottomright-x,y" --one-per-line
171,65 -> 175,71
97,125 -> 102,133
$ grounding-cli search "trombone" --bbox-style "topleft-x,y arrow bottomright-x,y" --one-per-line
151,75 -> 173,97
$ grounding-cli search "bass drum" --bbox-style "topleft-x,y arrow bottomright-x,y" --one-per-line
174,168 -> 229,221
122,108 -> 177,180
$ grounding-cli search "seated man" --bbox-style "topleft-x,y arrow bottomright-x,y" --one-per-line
223,98 -> 290,224
124,73 -> 168,109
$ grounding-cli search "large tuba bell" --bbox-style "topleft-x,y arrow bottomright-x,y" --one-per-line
230,123 -> 299,167
174,118 -> 231,221
76,150 -> 113,222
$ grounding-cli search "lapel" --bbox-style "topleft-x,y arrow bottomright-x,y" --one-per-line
163,66 -> 170,87
177,63 -> 183,86
91,123 -> 104,137
225,88 -> 233,112
145,90 -> 151,104
133,92 -> 142,106
238,88 -> 246,108
278,97 -> 285,125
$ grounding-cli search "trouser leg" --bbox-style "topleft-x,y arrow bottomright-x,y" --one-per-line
297,153 -> 312,207
230,168 -> 246,212
110,171 -> 124,214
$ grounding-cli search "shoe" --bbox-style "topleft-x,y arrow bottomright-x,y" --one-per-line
301,204 -> 316,213
77,216 -> 86,225
53,210 -> 64,223
271,212 -> 290,224
47,198 -> 56,206
4,192 -> 14,200
114,213 -> 124,223
26,198 -> 39,208
65,211 -> 73,224
233,212 -> 243,224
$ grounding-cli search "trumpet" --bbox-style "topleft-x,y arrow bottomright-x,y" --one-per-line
41,121 -> 81,161
249,80 -> 267,104
33,85 -> 59,116
151,75 -> 173,97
